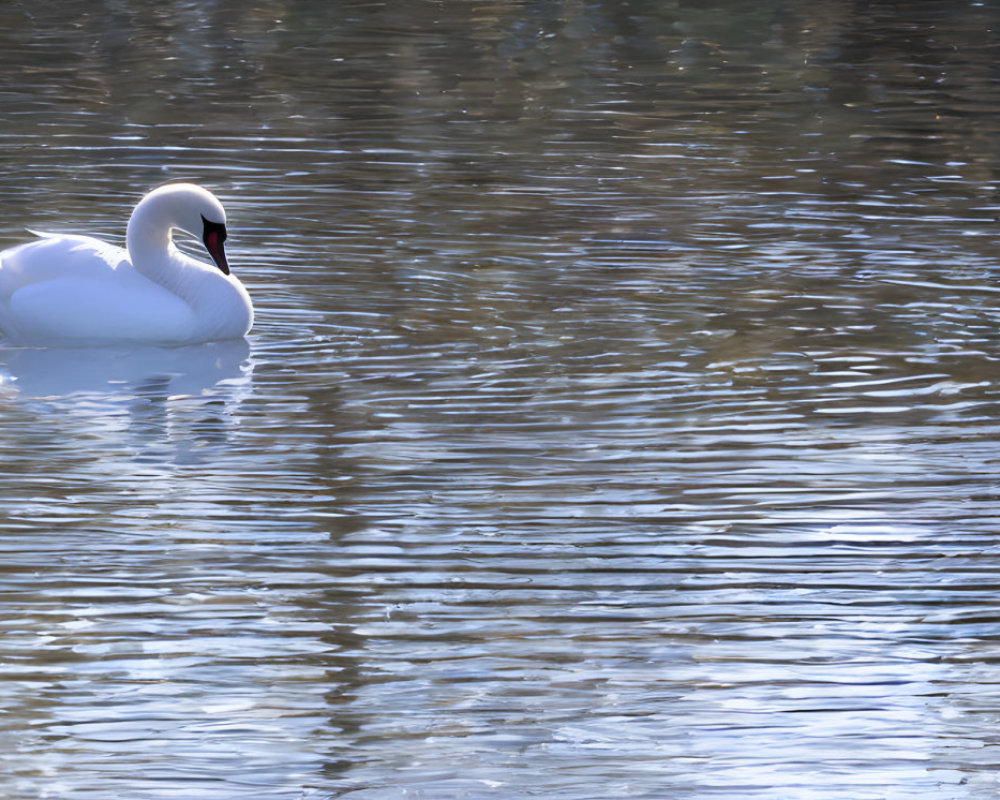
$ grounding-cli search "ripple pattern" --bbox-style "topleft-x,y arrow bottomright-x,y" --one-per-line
3,2 -> 1000,799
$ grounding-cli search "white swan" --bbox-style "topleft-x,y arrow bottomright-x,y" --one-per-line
0,183 -> 253,346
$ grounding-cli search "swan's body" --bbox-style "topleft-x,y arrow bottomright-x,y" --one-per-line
0,183 -> 253,346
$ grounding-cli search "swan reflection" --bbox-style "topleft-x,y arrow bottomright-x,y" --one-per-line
0,338 -> 252,401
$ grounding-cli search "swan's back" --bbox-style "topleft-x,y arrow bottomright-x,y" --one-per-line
0,234 -> 122,292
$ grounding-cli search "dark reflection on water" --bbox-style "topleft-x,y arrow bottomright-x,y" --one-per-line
3,0 -> 1000,798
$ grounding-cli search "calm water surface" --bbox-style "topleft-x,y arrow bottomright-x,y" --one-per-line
3,1 -> 1000,797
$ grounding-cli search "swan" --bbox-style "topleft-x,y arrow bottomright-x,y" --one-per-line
0,182 -> 253,346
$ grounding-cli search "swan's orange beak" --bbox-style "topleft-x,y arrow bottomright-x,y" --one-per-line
201,217 -> 230,275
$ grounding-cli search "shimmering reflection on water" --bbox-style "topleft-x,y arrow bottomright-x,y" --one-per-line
4,1 -> 1000,798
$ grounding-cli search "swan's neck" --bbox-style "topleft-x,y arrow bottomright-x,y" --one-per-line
126,212 -> 195,296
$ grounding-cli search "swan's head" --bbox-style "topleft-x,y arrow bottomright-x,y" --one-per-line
132,182 -> 231,275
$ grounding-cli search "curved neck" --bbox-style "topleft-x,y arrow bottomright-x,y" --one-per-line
126,198 -> 191,295
122,186 -> 235,321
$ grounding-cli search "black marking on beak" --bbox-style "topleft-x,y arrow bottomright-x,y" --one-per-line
201,214 -> 230,275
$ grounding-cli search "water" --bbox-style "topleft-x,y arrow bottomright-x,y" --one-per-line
2,1 -> 1000,797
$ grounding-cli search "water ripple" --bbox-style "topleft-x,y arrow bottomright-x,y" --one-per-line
3,2 -> 1000,799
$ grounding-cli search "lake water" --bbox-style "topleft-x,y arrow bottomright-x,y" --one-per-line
2,1 -> 1000,797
